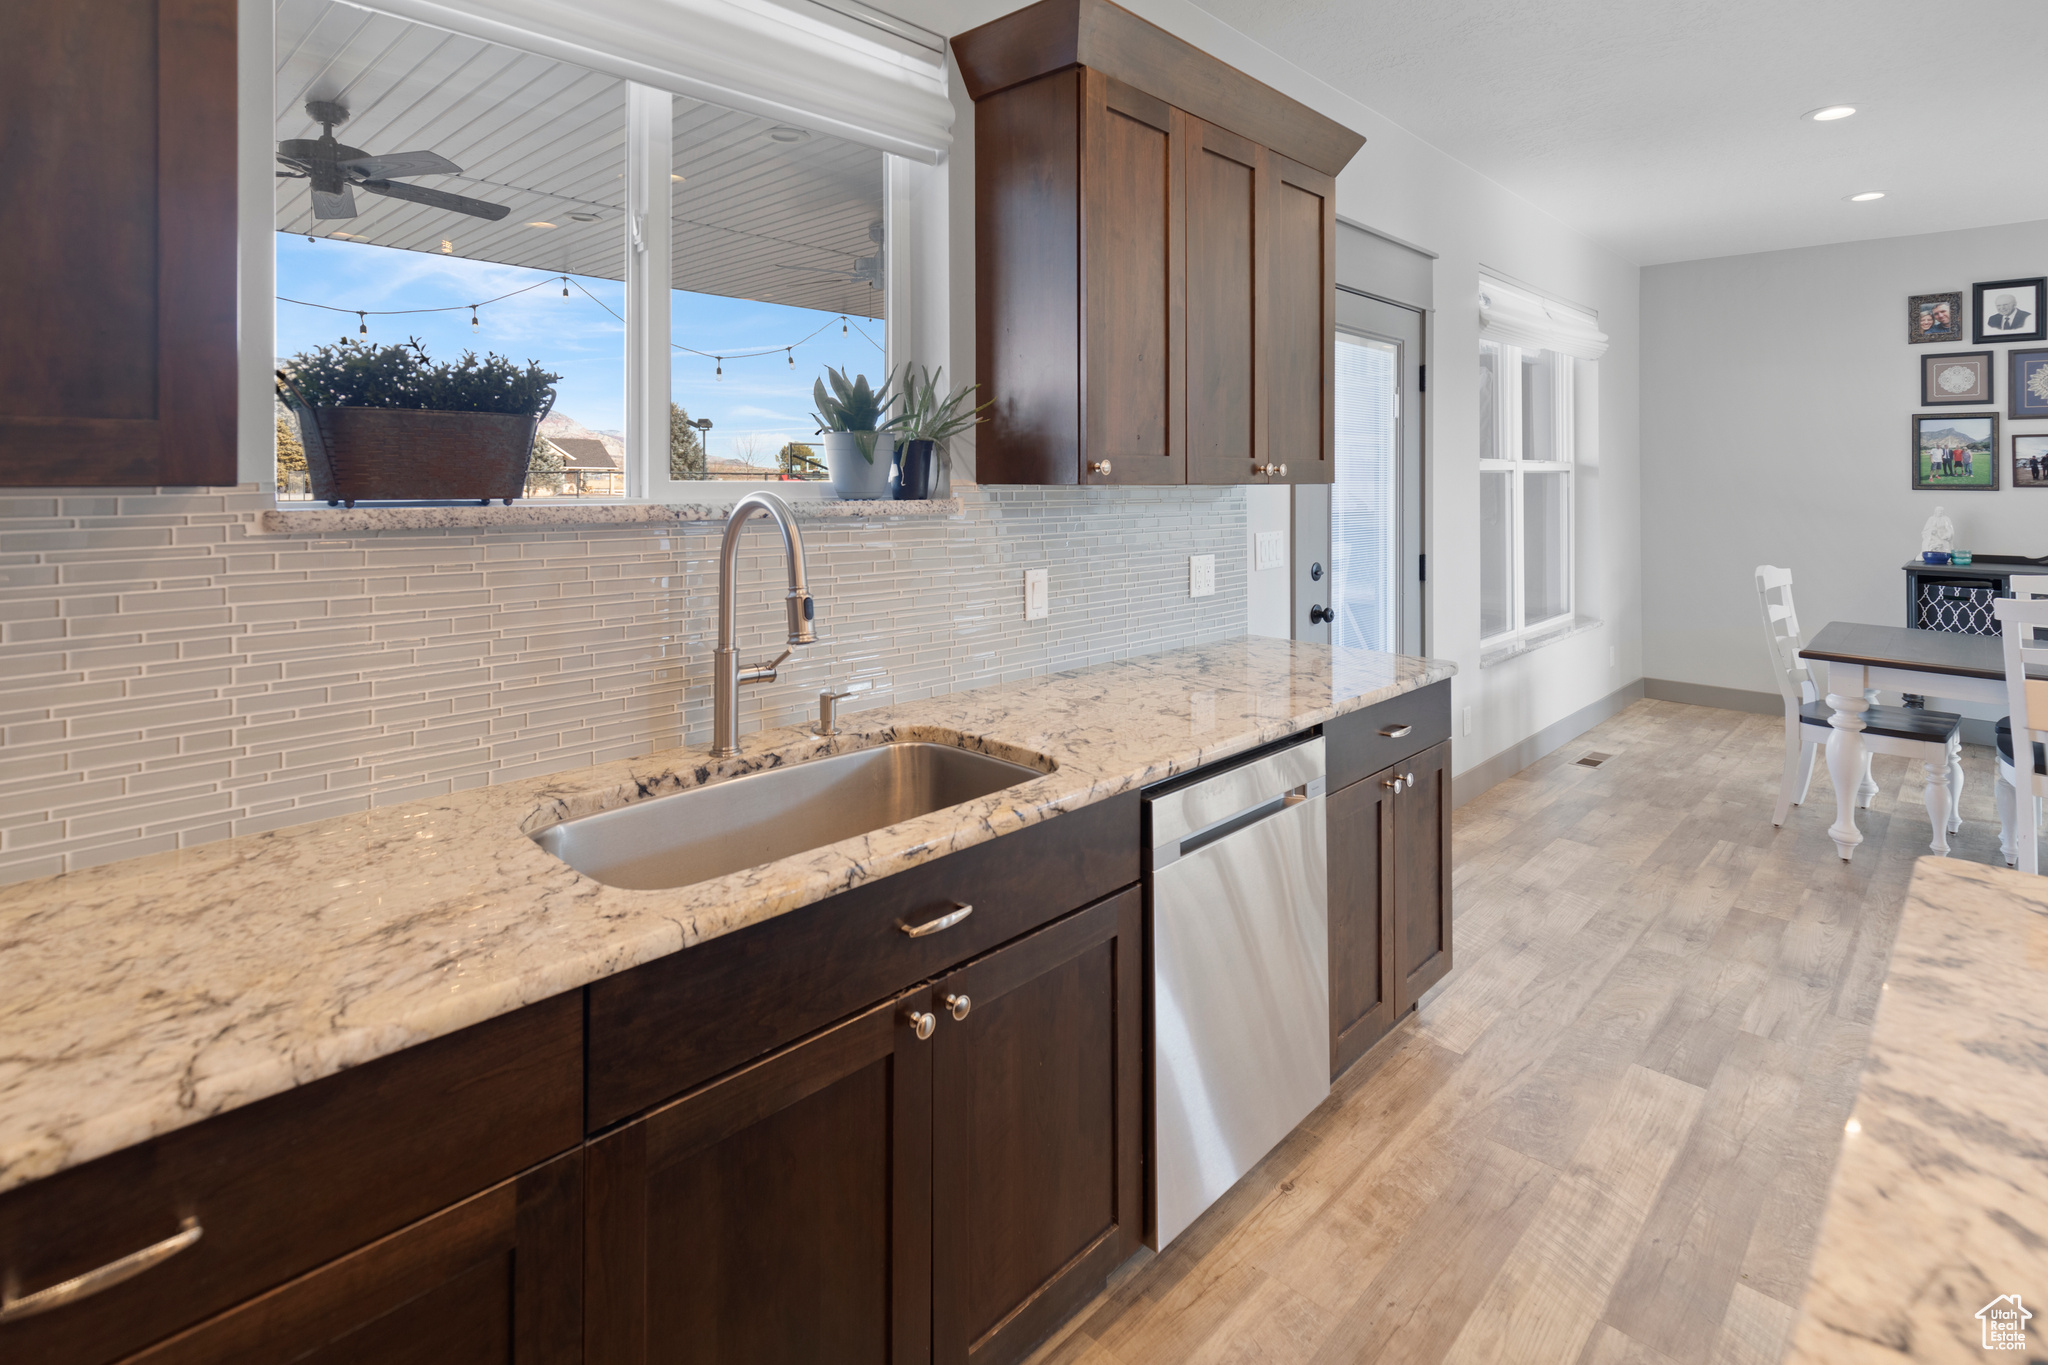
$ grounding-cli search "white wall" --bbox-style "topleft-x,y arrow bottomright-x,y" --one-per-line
1642,218 -> 2048,701
908,0 -> 1645,783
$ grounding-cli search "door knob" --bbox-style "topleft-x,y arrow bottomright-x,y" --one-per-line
1087,460 -> 1112,476
945,993 -> 972,1021
908,1010 -> 936,1040
1309,605 -> 1332,625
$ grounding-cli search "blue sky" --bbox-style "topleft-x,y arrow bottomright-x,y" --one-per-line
276,235 -> 887,459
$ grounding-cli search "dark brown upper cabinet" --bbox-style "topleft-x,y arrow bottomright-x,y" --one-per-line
955,0 -> 1360,488
0,0 -> 238,487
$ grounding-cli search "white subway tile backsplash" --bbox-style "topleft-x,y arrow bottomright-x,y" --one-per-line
0,485 -> 1247,884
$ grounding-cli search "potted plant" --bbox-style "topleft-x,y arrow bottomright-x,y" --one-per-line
894,365 -> 991,499
811,366 -> 904,499
276,338 -> 558,507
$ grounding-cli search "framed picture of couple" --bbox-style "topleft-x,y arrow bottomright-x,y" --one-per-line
1912,412 -> 1998,490
2015,435 -> 2048,488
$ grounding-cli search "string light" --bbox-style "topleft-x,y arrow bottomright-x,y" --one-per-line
279,279 -> 882,367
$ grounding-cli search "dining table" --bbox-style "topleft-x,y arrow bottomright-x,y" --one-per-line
1798,622 -> 2036,862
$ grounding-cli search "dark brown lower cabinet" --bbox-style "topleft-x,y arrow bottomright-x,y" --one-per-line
584,996 -> 931,1365
1392,740 -> 1453,1013
121,1151 -> 582,1364
928,887 -> 1143,1365
583,887 -> 1143,1365
1327,769 -> 1397,1076
1327,737 -> 1454,1077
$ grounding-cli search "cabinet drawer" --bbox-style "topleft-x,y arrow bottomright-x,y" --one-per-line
587,793 -> 1141,1130
1326,680 -> 1450,792
0,993 -> 582,1365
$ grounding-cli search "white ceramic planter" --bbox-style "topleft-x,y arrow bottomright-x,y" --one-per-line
824,431 -> 894,499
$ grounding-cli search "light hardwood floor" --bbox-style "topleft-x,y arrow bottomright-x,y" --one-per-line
1026,699 -> 2013,1365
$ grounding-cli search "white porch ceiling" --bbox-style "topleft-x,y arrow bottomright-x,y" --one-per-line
275,0 -> 885,316
1182,0 -> 2048,264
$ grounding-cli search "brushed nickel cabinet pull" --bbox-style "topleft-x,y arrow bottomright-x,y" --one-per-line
945,993 -> 972,1021
1087,461 -> 1112,476
908,1011 -> 937,1041
900,903 -> 972,937
0,1219 -> 202,1324
1379,723 -> 1412,739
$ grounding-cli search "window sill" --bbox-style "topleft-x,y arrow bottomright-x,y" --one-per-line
253,495 -> 964,536
1479,615 -> 1603,669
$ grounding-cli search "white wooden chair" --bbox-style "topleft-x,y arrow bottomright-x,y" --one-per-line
1992,582 -> 2048,872
1756,565 -> 1963,851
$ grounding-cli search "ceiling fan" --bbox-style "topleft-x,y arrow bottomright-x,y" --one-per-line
276,99 -> 510,222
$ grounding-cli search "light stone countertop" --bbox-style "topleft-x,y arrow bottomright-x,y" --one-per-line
1787,857 -> 2048,1363
0,637 -> 1453,1197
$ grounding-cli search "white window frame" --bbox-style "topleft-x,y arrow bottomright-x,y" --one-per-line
1479,341 -> 1576,643
237,0 -> 947,504
1474,275 -> 1607,648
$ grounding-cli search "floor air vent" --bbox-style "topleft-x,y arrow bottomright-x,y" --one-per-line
1575,752 -> 1611,768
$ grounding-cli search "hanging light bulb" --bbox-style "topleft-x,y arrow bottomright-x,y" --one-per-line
715,356 -> 723,379
840,316 -> 847,334
357,312 -> 367,335
470,307 -> 480,330
787,348 -> 794,368
561,276 -> 569,298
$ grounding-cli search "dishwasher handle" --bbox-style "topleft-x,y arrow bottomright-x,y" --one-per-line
1153,774 -> 1323,867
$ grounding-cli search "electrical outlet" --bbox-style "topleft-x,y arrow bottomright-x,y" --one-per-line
1462,705 -> 1473,736
1190,554 -> 1216,598
1024,567 -> 1049,621
1254,531 -> 1285,571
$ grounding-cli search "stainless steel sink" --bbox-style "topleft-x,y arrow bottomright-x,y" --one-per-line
531,742 -> 1048,890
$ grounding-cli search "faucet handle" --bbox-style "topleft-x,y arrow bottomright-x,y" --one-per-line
738,647 -> 793,685
817,687 -> 857,737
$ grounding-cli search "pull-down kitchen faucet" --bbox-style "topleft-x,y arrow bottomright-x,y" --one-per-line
711,491 -> 815,757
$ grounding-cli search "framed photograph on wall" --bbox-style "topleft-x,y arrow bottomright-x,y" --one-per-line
2014,434 -> 2048,487
1913,412 -> 1999,490
1973,277 -> 2047,343
1910,291 -> 1964,344
2010,347 -> 2048,420
1921,350 -> 1994,404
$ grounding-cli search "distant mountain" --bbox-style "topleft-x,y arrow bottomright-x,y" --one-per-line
1920,426 -> 1991,448
540,412 -> 625,464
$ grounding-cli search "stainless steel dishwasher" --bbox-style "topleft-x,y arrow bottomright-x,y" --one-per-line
1145,735 -> 1329,1251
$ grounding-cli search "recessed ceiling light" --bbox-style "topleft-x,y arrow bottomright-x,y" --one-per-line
671,173 -> 686,183
766,126 -> 810,143
1805,104 -> 1857,121
1847,191 -> 1885,202
526,220 -> 557,228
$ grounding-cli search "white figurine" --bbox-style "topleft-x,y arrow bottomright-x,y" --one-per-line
1921,506 -> 1954,555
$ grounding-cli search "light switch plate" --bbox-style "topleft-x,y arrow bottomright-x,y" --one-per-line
1024,567 -> 1049,621
1254,531 -> 1285,571
1189,554 -> 1216,598
1462,705 -> 1473,736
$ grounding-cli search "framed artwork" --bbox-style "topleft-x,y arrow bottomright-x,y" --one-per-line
1913,412 -> 1999,490
2010,347 -> 2048,420
2014,434 -> 2048,487
1910,291 -> 1964,344
1973,277 -> 2048,343
1921,350 -> 1994,404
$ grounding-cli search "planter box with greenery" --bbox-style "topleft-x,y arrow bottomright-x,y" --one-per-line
276,339 -> 559,507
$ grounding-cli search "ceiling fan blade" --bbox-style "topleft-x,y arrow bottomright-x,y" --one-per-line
341,150 -> 462,179
311,184 -> 357,219
356,178 -> 509,221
